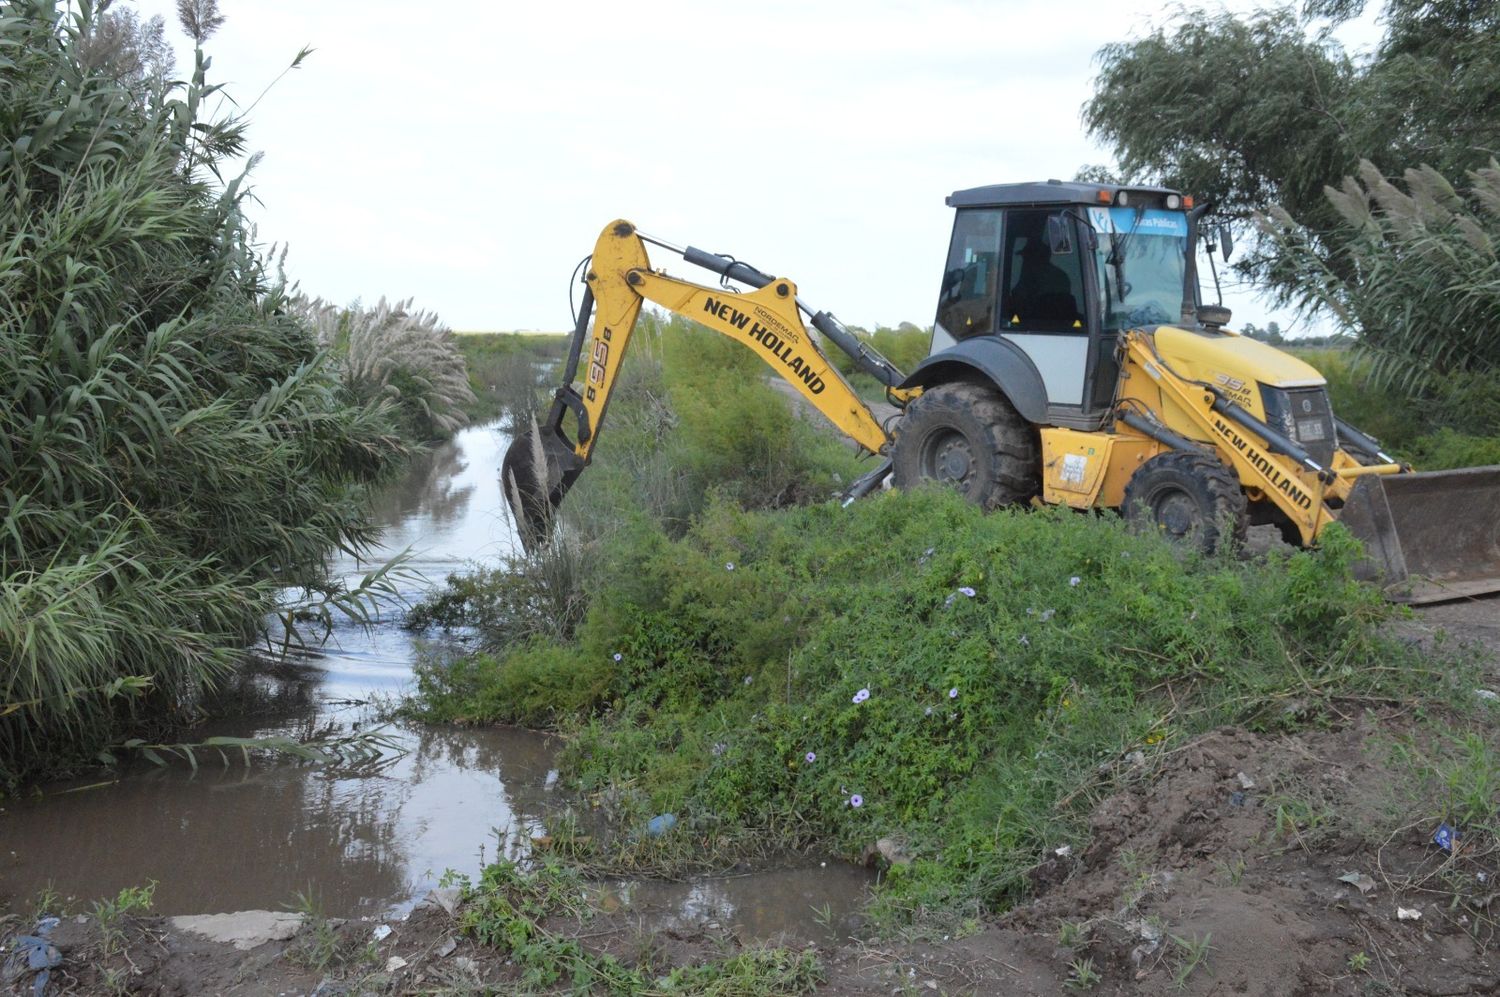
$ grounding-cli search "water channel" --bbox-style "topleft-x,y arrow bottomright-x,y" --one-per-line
0,423 -> 871,943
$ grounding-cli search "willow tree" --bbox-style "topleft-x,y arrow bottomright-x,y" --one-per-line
1083,0 -> 1500,302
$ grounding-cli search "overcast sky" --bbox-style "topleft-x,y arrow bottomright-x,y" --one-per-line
127,0 -> 1383,334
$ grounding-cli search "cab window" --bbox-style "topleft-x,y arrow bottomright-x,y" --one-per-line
935,208 -> 1001,339
999,210 -> 1086,332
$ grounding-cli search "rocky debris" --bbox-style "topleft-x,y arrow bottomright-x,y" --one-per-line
168,910 -> 305,950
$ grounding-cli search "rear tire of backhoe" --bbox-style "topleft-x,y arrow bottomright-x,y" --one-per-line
1121,451 -> 1248,554
891,382 -> 1039,510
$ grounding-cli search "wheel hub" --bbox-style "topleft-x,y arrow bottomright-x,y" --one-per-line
1155,493 -> 1199,538
922,430 -> 974,487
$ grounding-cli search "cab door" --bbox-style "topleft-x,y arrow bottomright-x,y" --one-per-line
995,208 -> 1092,413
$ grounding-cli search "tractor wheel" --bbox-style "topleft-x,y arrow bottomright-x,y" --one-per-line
1121,451 -> 1248,553
891,382 -> 1039,510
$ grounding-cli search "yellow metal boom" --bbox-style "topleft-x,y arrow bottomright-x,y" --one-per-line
502,220 -> 900,547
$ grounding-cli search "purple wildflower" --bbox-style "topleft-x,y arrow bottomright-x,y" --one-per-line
949,687 -> 959,699
852,687 -> 870,704
1069,576 -> 1082,587
805,751 -> 816,764
743,675 -> 753,685
958,586 -> 976,598
849,794 -> 863,808
1039,608 -> 1055,622
612,652 -> 623,662
726,562 -> 735,571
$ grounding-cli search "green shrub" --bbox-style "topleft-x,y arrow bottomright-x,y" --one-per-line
414,487 -> 1439,918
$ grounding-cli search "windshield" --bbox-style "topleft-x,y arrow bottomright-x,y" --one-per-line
1086,207 -> 1188,330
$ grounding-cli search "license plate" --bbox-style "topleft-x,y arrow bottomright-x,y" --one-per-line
1296,418 -> 1326,442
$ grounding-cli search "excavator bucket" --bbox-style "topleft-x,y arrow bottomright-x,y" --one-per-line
501,415 -> 585,554
1340,466 -> 1500,603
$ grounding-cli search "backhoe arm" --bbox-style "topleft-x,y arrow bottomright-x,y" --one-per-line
502,220 -> 900,549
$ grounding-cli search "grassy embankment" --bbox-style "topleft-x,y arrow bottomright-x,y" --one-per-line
409,314 -> 1483,942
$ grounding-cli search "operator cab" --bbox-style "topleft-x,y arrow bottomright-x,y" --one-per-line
930,179 -> 1200,428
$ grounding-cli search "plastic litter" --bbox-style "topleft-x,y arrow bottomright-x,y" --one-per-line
2,931 -> 61,997
1397,907 -> 1422,921
1433,822 -> 1458,852
646,812 -> 678,836
1236,771 -> 1256,790
384,955 -> 408,972
371,924 -> 392,942
1477,689 -> 1499,702
1337,871 -> 1377,895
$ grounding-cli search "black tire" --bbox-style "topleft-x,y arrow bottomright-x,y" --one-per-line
891,382 -> 1039,509
1121,451 -> 1248,554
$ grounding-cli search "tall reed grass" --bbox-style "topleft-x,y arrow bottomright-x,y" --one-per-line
294,296 -> 476,441
0,1 -> 406,785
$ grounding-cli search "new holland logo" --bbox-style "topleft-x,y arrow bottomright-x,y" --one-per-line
702,297 -> 826,394
1211,417 -> 1313,510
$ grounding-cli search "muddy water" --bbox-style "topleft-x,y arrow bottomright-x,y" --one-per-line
0,424 -> 871,940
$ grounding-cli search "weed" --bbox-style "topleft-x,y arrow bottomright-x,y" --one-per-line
1058,918 -> 1089,947
1348,950 -> 1371,972
1066,956 -> 1103,989
29,884 -> 63,916
91,881 -> 155,955
453,859 -> 821,992
1265,782 -> 1338,852
284,890 -> 340,973
1171,931 -> 1214,988
1216,853 -> 1246,886
811,902 -> 835,930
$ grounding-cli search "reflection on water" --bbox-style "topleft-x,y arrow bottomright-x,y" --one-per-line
0,424 -> 534,917
0,422 -> 873,940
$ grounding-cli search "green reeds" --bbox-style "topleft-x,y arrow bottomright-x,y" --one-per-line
0,1 -> 406,785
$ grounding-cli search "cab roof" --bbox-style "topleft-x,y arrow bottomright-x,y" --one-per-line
947,179 -> 1181,209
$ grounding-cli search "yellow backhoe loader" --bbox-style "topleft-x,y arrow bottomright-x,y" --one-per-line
503,181 -> 1500,603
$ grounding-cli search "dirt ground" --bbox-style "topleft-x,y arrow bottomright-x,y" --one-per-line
5,597 -> 1497,996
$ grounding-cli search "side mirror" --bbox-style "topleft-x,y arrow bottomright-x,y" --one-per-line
1219,224 -> 1234,262
1046,215 -> 1073,255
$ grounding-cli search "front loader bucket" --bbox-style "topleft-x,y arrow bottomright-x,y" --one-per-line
501,416 -> 585,554
1341,466 -> 1500,604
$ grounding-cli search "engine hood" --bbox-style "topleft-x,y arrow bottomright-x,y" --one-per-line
1152,325 -> 1326,391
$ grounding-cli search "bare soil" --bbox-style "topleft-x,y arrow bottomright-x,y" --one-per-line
6,597 -> 1497,996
